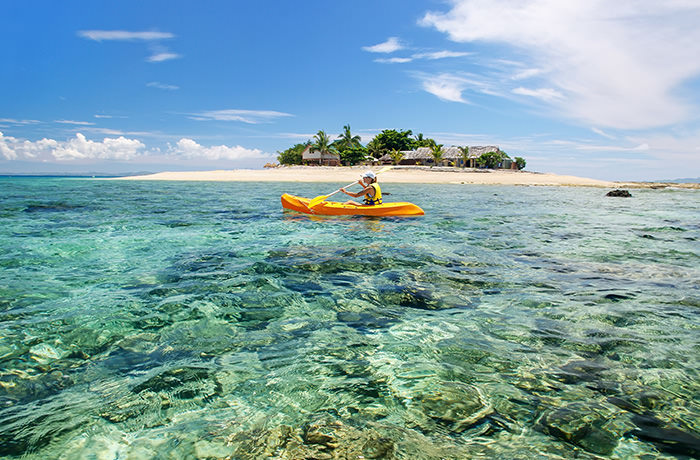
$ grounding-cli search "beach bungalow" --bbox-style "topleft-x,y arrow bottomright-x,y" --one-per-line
301,146 -> 341,166
466,146 -> 505,168
380,145 -> 505,167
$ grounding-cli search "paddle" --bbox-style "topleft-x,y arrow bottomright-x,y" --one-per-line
307,165 -> 393,208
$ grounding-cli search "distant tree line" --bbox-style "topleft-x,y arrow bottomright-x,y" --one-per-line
276,125 -> 526,170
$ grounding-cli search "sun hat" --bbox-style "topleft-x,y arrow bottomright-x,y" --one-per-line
362,171 -> 376,179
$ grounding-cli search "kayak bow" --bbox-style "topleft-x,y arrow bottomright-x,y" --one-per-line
281,193 -> 424,217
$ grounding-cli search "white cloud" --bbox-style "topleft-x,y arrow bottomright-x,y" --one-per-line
374,50 -> 470,64
55,119 -> 95,126
0,131 -> 144,161
0,132 -> 271,163
147,52 -> 181,63
413,50 -> 470,60
169,138 -> 268,160
512,87 -> 564,101
592,127 -> 616,140
79,29 -> 180,64
375,57 -> 414,64
362,37 -> 403,53
421,74 -> 469,103
189,109 -> 293,124
421,0 -> 700,129
78,30 -> 174,41
52,133 -> 145,160
147,81 -> 179,90
511,68 -> 542,80
0,118 -> 40,125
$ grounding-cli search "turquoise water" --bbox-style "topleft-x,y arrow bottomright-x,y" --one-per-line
1,178 -> 699,459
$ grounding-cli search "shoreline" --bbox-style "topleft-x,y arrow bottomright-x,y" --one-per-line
111,166 -> 700,189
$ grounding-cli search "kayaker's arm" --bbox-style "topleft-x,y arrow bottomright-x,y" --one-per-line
340,186 -> 371,198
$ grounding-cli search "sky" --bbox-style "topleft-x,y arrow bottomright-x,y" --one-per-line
2,0 -> 700,181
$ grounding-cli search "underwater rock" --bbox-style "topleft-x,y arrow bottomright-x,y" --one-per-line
415,382 -> 492,432
553,360 -> 609,384
606,396 -> 700,457
99,391 -> 169,423
228,417 -> 394,460
538,402 -> 621,455
376,284 -> 442,310
132,366 -> 219,398
606,189 -> 632,197
629,413 -> 700,458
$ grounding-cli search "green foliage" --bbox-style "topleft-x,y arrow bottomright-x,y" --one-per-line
366,137 -> 383,159
458,146 -> 470,167
335,124 -> 362,151
311,130 -> 338,156
389,149 -> 404,165
477,151 -> 508,169
429,141 -> 444,165
277,142 -> 308,165
333,124 -> 366,165
372,129 -> 414,156
413,133 -> 434,148
340,146 -> 368,165
514,156 -> 527,170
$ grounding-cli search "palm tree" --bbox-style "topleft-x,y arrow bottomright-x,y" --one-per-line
336,124 -> 362,150
366,137 -> 383,159
311,130 -> 338,165
389,149 -> 404,165
430,141 -> 444,166
458,146 -> 470,168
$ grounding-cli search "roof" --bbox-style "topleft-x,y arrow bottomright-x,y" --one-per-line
301,146 -> 340,160
397,145 -> 502,160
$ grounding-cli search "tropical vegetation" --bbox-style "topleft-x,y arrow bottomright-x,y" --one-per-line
477,151 -> 510,169
275,124 -> 525,170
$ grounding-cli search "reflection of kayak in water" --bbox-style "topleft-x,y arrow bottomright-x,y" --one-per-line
281,194 -> 424,217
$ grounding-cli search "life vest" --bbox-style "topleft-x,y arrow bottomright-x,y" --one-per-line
363,183 -> 382,205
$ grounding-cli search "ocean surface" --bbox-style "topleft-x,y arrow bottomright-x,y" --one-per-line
1,178 -> 698,459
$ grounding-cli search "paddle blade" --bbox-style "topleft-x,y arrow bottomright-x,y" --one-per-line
307,194 -> 329,208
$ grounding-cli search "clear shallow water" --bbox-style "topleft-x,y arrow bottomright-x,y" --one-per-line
0,178 -> 698,459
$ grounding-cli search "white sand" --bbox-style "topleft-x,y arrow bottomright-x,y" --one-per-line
113,166 -> 698,189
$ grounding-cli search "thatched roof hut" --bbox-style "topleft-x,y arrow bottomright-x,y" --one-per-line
380,145 -> 503,166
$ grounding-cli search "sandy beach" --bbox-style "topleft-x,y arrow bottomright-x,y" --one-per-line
114,166 -> 698,189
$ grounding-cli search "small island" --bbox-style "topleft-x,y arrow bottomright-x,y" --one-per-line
275,125 -> 527,171
118,125 -> 699,189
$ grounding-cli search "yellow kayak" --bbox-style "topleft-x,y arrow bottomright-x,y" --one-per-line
281,193 -> 424,217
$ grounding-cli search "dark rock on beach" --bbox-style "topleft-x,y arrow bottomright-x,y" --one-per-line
606,189 -> 632,197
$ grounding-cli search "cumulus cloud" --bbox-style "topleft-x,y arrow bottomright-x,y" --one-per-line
78,30 -> 174,41
362,37 -> 403,53
0,132 -> 144,161
169,138 -> 268,160
420,0 -> 700,129
0,132 -> 271,163
52,133 -> 145,160
189,109 -> 293,124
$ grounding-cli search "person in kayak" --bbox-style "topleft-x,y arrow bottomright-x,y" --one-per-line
340,171 -> 383,206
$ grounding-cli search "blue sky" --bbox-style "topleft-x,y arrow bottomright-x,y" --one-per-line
2,0 -> 700,180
